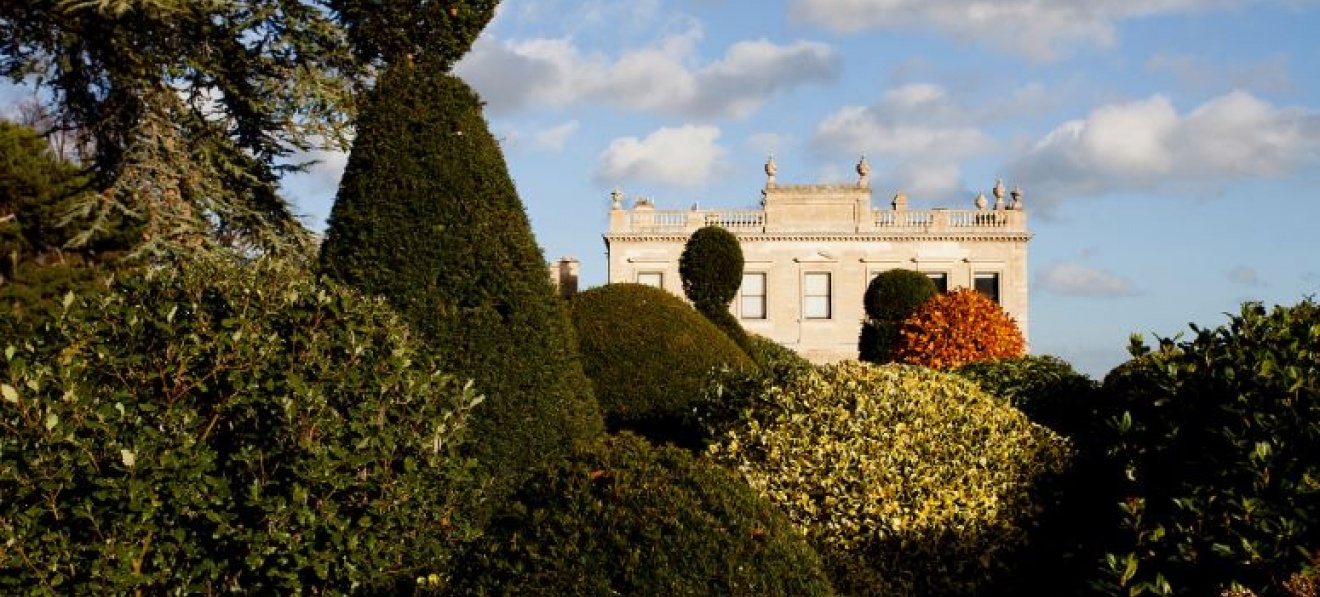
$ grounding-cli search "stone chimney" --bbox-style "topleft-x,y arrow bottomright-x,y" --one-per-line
549,256 -> 580,299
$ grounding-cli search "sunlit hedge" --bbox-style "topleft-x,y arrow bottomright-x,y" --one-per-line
708,361 -> 1071,597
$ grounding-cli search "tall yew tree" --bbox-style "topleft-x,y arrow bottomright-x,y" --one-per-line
319,59 -> 603,496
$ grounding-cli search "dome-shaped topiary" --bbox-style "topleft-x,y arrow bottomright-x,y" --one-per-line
708,362 -> 1071,597
570,283 -> 755,449
863,269 -> 937,322
679,225 -> 744,308
447,432 -> 835,597
859,270 -> 937,364
894,288 -> 1025,369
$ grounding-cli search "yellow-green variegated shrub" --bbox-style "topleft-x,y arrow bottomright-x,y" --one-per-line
708,361 -> 1071,597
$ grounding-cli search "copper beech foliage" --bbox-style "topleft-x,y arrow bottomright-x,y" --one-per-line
895,288 -> 1025,369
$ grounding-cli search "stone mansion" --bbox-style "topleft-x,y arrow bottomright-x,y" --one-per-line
597,157 -> 1032,363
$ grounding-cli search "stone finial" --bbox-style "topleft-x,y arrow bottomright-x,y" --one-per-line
1010,186 -> 1024,210
764,154 -> 778,187
993,178 -> 1006,200
856,155 -> 871,188
610,188 -> 624,209
974,190 -> 988,210
892,190 -> 909,211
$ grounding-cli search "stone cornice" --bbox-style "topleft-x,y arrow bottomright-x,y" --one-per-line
604,232 -> 1034,243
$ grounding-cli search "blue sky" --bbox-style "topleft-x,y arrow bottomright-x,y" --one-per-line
5,0 -> 1319,378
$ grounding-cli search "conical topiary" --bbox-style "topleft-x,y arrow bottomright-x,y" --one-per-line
319,59 -> 604,498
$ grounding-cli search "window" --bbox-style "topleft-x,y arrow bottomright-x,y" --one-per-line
803,272 -> 832,319
637,272 -> 663,288
925,272 -> 949,293
741,273 -> 766,319
974,272 -> 1000,304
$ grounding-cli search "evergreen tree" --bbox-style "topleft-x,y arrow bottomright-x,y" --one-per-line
319,60 -> 603,498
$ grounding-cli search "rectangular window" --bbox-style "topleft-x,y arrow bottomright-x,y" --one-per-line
925,272 -> 949,294
803,272 -> 832,319
637,272 -> 663,288
741,273 -> 767,319
974,272 -> 1000,304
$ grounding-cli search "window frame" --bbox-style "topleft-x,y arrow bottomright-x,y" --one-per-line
803,271 -> 832,320
740,272 -> 767,320
636,271 -> 664,288
973,271 -> 1001,304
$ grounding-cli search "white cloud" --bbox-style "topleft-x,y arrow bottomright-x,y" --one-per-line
533,120 -> 580,151
594,125 -> 728,188
1008,91 -> 1320,210
788,0 -> 1268,60
814,82 -> 1013,200
1037,263 -> 1138,297
455,28 -> 840,118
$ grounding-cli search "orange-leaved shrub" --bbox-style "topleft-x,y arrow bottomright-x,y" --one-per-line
895,288 -> 1025,369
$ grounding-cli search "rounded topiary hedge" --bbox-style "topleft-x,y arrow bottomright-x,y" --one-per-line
864,269 -> 937,322
894,288 -> 1025,369
679,225 -> 744,308
569,283 -> 755,448
859,270 -> 937,364
708,361 -> 1071,597
447,432 -> 835,597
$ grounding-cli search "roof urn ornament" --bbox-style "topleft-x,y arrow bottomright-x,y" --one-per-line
1010,186 -> 1024,210
892,190 -> 909,211
610,188 -> 623,210
974,190 -> 988,210
856,155 -> 871,188
764,154 -> 778,187
993,178 -> 1006,210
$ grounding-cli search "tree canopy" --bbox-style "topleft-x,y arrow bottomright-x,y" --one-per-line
0,1 -> 497,257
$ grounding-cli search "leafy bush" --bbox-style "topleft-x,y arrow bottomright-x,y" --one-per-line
859,270 -> 936,363
953,355 -> 1099,439
0,255 -> 480,595
1089,300 -> 1320,596
319,61 -> 603,499
894,288 -> 1025,369
448,432 -> 835,597
708,361 -> 1071,597
569,283 -> 754,449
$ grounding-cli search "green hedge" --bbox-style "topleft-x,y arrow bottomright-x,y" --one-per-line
1089,301 -> 1320,596
448,432 -> 835,597
953,355 -> 1099,439
708,361 -> 1071,597
0,255 -> 480,595
319,61 -> 603,500
859,270 -> 936,363
569,283 -> 754,449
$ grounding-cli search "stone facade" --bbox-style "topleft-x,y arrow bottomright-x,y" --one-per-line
602,158 -> 1032,364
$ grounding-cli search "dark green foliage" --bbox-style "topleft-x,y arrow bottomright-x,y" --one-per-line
319,61 -> 603,497
680,225 -> 745,307
746,333 -> 812,374
1088,301 -> 1320,596
0,255 -> 480,595
569,283 -> 754,449
447,432 -> 835,597
330,0 -> 498,68
1,120 -> 135,318
859,269 -> 937,363
678,225 -> 754,354
954,355 -> 1099,439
